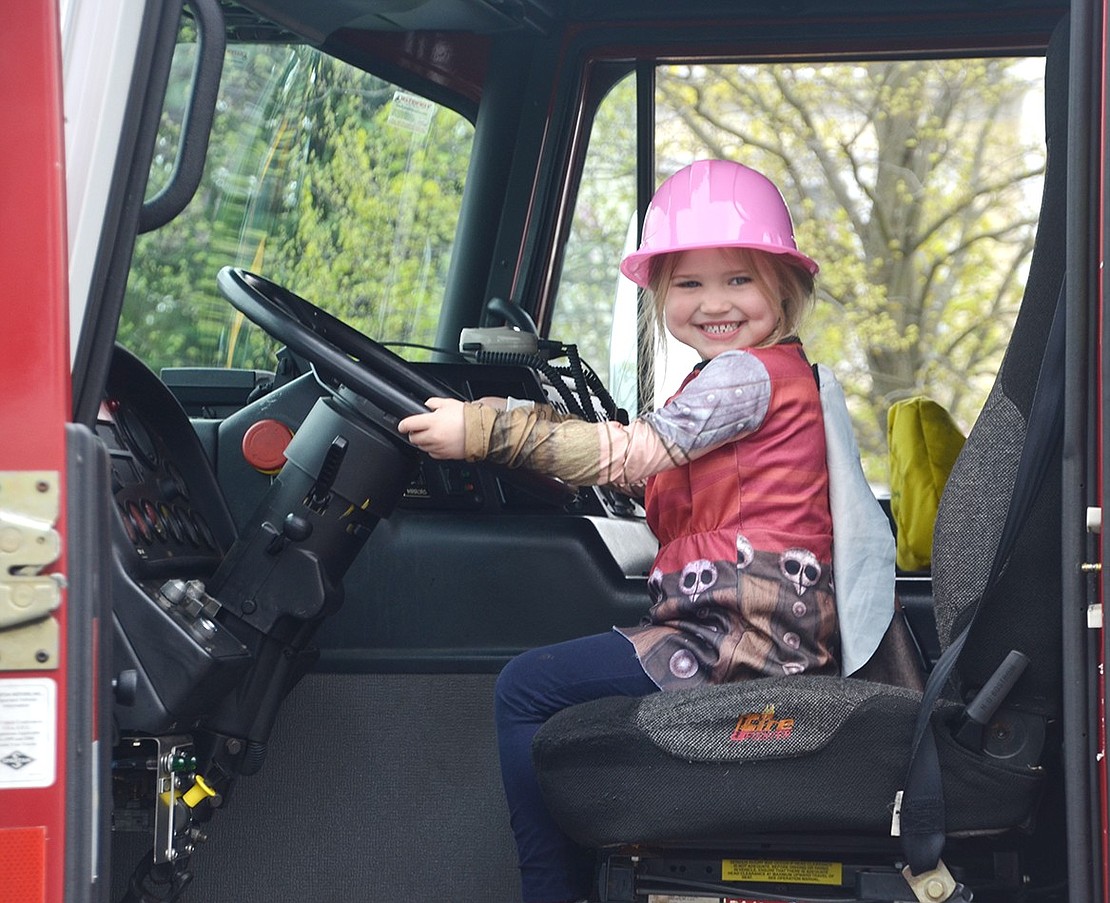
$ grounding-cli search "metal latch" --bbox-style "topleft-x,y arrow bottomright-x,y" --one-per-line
902,859 -> 972,902
1086,506 -> 1104,629
0,472 -> 62,670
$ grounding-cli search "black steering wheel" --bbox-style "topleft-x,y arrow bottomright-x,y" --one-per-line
216,267 -> 577,505
217,266 -> 459,419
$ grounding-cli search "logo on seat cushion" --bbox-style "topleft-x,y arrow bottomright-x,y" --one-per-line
730,704 -> 794,742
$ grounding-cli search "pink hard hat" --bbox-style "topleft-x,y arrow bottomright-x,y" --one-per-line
619,159 -> 819,287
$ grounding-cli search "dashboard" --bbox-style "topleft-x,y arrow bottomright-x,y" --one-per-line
102,344 -> 656,732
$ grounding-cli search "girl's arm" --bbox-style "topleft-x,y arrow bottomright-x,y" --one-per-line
396,395 -> 582,463
476,395 -> 583,423
399,351 -> 772,491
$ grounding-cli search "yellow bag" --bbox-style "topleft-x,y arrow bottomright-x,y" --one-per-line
887,397 -> 966,572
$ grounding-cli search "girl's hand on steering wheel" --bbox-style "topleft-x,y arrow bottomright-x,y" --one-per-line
398,397 -> 468,460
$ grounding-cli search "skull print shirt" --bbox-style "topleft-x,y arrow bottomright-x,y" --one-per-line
460,340 -> 837,688
619,341 -> 838,688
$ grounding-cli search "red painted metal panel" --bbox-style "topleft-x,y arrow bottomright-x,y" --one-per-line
0,3 -> 71,903
0,828 -> 47,903
1,8 -> 71,444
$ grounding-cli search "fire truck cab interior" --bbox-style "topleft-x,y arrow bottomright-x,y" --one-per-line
45,0 -> 1105,901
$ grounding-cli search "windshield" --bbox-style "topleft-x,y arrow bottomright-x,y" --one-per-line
122,37 -> 475,373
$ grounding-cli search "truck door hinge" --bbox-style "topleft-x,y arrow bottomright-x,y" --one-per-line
0,472 -> 62,670
1085,507 -> 1103,629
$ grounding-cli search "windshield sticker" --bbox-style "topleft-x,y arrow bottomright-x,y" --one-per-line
388,91 -> 436,135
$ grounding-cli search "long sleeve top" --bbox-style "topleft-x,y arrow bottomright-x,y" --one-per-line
463,341 -> 839,688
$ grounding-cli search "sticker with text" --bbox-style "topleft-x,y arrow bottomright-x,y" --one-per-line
730,704 -> 793,742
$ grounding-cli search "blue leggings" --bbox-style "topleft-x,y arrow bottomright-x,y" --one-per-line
494,631 -> 659,903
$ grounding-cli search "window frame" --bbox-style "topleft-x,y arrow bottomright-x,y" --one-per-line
527,34 -> 1050,468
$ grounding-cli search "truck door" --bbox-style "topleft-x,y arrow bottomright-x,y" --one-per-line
0,4 -> 82,903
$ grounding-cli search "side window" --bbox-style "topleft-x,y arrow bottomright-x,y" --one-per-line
553,58 -> 1045,483
547,77 -> 638,415
122,35 -> 475,375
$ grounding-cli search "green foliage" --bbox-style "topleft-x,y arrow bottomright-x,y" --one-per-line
125,38 -> 1044,487
551,76 -> 640,399
557,59 -> 1044,482
270,70 -> 470,348
122,43 -> 473,374
659,59 -> 1044,480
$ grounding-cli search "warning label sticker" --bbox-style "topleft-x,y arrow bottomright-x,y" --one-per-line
0,678 -> 56,788
388,91 -> 436,134
721,858 -> 842,886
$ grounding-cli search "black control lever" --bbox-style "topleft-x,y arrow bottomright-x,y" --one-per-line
954,649 -> 1030,752
306,435 -> 348,513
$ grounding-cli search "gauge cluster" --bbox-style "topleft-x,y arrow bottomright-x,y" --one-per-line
98,397 -> 220,561
102,347 -> 237,576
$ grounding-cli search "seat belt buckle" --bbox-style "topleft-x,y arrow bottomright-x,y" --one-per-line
902,859 -> 973,902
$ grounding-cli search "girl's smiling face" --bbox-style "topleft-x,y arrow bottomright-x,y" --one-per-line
662,248 -> 782,360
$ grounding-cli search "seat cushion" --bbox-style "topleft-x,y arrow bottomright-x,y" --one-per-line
534,675 -> 1043,848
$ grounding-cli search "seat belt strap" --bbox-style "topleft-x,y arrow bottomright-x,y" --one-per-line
899,278 -> 1066,879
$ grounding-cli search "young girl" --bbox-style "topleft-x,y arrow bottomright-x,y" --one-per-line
398,159 -> 837,903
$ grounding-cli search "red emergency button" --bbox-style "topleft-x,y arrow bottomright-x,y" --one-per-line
242,419 -> 293,474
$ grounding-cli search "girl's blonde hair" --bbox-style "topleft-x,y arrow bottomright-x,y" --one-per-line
637,247 -> 816,407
